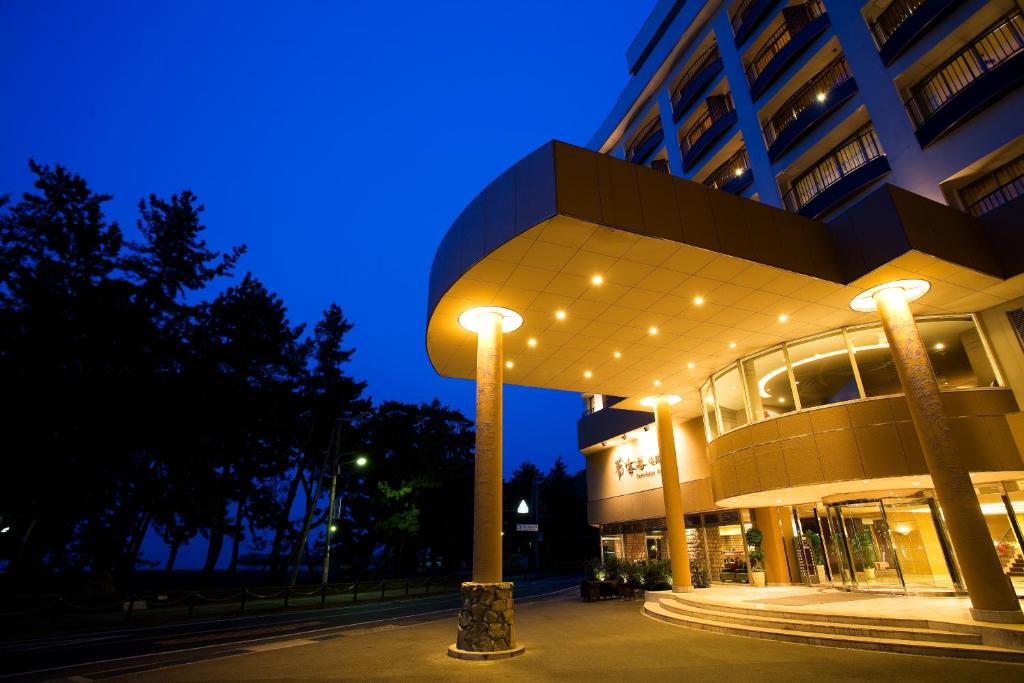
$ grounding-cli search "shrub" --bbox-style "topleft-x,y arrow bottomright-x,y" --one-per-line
641,559 -> 671,590
690,559 -> 710,588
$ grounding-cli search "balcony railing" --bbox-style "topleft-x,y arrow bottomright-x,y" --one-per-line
960,154 -> 1024,216
680,96 -> 735,158
783,126 -> 886,214
625,116 -> 664,164
703,149 -> 752,193
745,0 -> 826,86
731,0 -> 759,34
905,11 -> 1024,129
763,56 -> 853,148
731,0 -> 780,45
671,43 -> 721,117
871,0 -> 929,47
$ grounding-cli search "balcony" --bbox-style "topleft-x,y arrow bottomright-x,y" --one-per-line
680,95 -> 737,171
763,56 -> 857,162
782,126 -> 890,218
870,0 -> 963,66
731,0 -> 783,46
671,44 -> 723,122
577,403 -> 653,451
703,149 -> 753,195
959,153 -> 1024,216
745,1 -> 830,100
625,117 -> 665,165
906,11 -> 1024,148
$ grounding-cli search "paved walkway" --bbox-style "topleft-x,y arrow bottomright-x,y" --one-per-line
112,589 -> 1023,681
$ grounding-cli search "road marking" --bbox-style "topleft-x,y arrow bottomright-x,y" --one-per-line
243,638 -> 317,652
0,585 -> 577,680
157,620 -> 323,646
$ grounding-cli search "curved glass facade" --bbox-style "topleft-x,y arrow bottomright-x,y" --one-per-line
700,316 -> 999,442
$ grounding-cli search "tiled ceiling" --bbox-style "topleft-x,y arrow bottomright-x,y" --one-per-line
426,214 -> 1024,420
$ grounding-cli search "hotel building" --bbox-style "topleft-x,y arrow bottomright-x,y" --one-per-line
430,0 -> 1024,650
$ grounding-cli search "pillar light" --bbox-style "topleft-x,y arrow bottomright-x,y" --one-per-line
849,279 -> 930,312
639,394 -> 682,407
458,306 -> 523,333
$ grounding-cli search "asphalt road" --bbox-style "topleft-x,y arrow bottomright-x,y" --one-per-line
0,575 -> 579,681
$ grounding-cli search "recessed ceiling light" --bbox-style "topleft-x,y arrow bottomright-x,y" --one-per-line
591,274 -> 604,285
687,362 -> 696,369
934,342 -> 945,350
775,499 -> 783,504
729,342 -> 736,349
527,338 -> 537,348
653,379 -> 662,387
778,397 -> 785,402
693,296 -> 704,305
555,310 -> 566,320
648,326 -> 658,335
584,370 -> 592,378
505,361 -> 514,369
778,314 -> 789,322
613,351 -> 621,359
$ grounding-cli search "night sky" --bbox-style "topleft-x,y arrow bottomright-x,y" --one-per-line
1,2 -> 656,484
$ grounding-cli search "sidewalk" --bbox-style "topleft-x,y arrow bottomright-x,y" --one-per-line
113,591 -> 1024,681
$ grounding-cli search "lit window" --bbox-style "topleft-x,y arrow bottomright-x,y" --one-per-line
788,332 -> 858,408
714,366 -> 748,433
742,347 -> 795,421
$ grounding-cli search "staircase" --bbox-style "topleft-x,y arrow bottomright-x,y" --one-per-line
644,593 -> 1024,663
1007,554 -> 1024,578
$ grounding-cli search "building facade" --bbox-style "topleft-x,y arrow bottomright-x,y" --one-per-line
426,0 -> 1024,635
580,0 -> 1024,599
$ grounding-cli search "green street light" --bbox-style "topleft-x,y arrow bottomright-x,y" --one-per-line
355,455 -> 368,467
329,524 -> 338,533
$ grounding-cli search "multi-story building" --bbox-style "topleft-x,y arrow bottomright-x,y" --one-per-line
427,0 -> 1024,644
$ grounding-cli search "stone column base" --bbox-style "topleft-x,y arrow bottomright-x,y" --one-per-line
672,584 -> 694,593
970,607 -> 1024,624
451,581 -> 524,658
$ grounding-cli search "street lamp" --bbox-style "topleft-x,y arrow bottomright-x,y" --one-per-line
321,453 -> 369,585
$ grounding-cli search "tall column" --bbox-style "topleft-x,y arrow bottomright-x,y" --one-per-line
473,310 -> 504,584
449,308 -> 524,659
873,286 -> 1022,623
651,395 -> 693,592
753,507 -> 792,585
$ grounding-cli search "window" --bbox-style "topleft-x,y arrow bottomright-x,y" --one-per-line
847,325 -> 901,397
742,347 -> 796,421
917,318 -> 997,389
701,381 -> 721,440
713,366 -> 749,432
788,332 -> 859,409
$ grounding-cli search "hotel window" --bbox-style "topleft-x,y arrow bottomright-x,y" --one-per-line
787,331 -> 859,409
741,347 -> 795,422
846,324 -> 902,397
701,381 -> 721,440
713,365 -> 749,431
917,318 -> 998,389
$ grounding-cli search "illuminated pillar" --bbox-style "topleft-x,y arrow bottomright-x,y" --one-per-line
868,284 -> 1023,623
451,307 -> 525,658
648,395 -> 693,592
753,507 -> 792,584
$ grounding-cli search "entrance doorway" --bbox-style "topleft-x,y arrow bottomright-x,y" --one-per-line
825,497 -> 962,594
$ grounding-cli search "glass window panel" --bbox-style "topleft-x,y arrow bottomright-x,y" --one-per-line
741,347 -> 795,420
713,365 -> 748,432
847,325 -> 902,397
788,332 -> 860,408
701,381 -> 720,440
917,318 -> 997,389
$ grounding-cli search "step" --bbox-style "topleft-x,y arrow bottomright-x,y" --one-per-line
643,601 -> 1024,663
663,593 -> 932,630
656,597 -> 981,645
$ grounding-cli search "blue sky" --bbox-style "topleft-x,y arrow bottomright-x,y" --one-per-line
0,1 -> 656,484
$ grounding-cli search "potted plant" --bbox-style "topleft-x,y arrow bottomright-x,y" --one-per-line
850,530 -> 877,581
804,530 -> 828,584
745,527 -> 766,587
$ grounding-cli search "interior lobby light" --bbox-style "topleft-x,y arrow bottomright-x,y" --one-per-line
527,338 -> 537,347
591,274 -> 604,285
934,342 -> 945,350
640,394 -> 682,407
458,306 -> 523,334
849,279 -> 930,312
555,309 -> 567,320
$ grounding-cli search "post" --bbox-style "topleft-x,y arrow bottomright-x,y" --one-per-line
449,308 -> 524,658
321,458 -> 339,585
650,395 -> 692,592
872,285 -> 1023,623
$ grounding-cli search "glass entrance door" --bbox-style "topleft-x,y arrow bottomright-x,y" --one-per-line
833,501 -> 902,590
